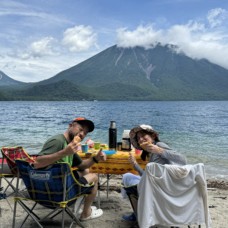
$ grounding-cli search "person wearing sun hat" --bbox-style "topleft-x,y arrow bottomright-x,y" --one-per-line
121,124 -> 187,222
34,117 -> 106,221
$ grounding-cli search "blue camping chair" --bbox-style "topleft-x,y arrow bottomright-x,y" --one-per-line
12,160 -> 94,228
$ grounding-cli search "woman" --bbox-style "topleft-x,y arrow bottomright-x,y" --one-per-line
122,124 -> 187,222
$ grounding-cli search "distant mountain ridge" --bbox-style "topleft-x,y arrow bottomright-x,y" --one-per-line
0,71 -> 27,87
1,44 -> 228,100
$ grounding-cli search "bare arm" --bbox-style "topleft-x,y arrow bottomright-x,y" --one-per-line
34,141 -> 79,169
78,149 -> 106,170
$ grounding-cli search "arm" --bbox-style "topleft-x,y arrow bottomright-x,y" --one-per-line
128,153 -> 145,176
77,149 -> 107,170
156,142 -> 187,165
34,138 -> 80,169
133,142 -> 187,174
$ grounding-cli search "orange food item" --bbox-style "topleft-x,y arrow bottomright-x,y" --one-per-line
74,136 -> 81,144
139,142 -> 151,150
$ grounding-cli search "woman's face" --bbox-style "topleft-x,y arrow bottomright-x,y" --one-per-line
136,131 -> 154,145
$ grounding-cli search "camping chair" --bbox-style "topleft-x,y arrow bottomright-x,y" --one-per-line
0,146 -> 35,197
0,179 -> 14,210
124,185 -> 180,228
124,184 -> 138,217
12,160 -> 94,228
137,162 -> 210,228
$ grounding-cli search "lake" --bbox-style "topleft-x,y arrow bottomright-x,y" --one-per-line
0,101 -> 227,180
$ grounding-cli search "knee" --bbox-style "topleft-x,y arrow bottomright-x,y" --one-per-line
122,173 -> 134,184
92,173 -> 98,183
84,168 -> 90,175
122,173 -> 140,187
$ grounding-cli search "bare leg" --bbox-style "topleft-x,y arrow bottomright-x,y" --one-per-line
79,173 -> 98,219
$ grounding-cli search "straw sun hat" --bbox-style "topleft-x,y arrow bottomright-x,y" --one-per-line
129,124 -> 158,149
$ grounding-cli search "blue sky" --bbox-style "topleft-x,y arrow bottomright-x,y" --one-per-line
0,0 -> 228,82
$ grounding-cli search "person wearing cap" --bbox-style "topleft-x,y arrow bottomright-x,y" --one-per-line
34,117 -> 106,221
122,124 -> 187,222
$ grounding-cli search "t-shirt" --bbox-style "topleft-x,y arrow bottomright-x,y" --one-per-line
39,134 -> 82,167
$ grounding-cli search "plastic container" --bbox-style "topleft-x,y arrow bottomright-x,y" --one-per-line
121,130 -> 131,151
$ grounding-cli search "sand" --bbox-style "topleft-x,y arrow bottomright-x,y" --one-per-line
0,176 -> 228,228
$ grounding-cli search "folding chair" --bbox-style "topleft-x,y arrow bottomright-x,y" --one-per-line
0,146 -> 35,198
124,184 -> 138,218
13,160 -> 94,228
137,162 -> 211,228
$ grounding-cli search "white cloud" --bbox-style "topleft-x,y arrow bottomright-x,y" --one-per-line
1,53 -> 83,82
116,8 -> 228,70
62,25 -> 97,52
117,25 -> 162,48
28,37 -> 58,58
207,8 -> 227,28
1,3 -> 228,83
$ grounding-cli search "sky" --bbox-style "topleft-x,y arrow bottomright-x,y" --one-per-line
0,0 -> 228,82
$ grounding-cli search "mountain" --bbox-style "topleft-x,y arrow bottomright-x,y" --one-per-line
0,71 -> 27,87
1,44 -> 228,100
0,71 -> 32,100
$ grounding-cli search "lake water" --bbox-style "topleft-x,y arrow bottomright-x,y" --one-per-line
0,101 -> 227,180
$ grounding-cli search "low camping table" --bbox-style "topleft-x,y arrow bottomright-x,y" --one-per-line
77,150 -> 147,208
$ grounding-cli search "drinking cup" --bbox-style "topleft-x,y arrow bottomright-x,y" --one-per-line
94,142 -> 101,150
135,149 -> 142,155
82,144 -> 89,153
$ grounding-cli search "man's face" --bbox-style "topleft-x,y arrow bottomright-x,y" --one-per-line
68,122 -> 89,141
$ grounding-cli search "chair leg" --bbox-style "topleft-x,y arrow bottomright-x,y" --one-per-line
128,194 -> 138,217
17,201 -> 43,228
66,207 -> 85,228
74,195 -> 85,214
0,191 -> 13,211
12,198 -> 18,228
62,207 -> 65,228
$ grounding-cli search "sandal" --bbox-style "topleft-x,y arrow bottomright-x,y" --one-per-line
80,207 -> 103,221
78,205 -> 97,214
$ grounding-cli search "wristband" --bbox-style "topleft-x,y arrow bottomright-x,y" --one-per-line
92,156 -> 99,163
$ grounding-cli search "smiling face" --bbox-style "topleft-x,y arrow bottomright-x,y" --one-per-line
136,130 -> 155,146
68,122 -> 89,142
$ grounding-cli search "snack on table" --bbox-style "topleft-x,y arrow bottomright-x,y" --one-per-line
86,138 -> 94,148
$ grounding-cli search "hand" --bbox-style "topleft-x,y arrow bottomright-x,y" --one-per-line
65,141 -> 81,155
128,152 -> 137,166
145,144 -> 163,154
95,149 -> 107,162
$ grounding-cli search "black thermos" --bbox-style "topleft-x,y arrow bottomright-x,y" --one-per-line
109,121 -> 117,150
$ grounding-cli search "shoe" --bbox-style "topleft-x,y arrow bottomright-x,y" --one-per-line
122,213 -> 137,221
80,207 -> 103,221
78,205 -> 97,214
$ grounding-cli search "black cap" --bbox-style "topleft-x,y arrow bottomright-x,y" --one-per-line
72,117 -> 94,132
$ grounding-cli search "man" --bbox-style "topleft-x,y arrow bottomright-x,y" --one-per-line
34,117 -> 106,221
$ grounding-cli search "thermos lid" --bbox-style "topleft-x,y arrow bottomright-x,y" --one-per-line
110,121 -> 116,128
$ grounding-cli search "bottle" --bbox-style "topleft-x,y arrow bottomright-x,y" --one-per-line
109,121 -> 117,150
121,130 -> 131,151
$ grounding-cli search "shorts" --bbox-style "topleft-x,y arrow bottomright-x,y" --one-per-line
73,170 -> 94,194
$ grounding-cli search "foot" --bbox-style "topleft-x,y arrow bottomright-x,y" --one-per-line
80,207 -> 103,221
122,212 -> 137,221
78,205 -> 97,214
